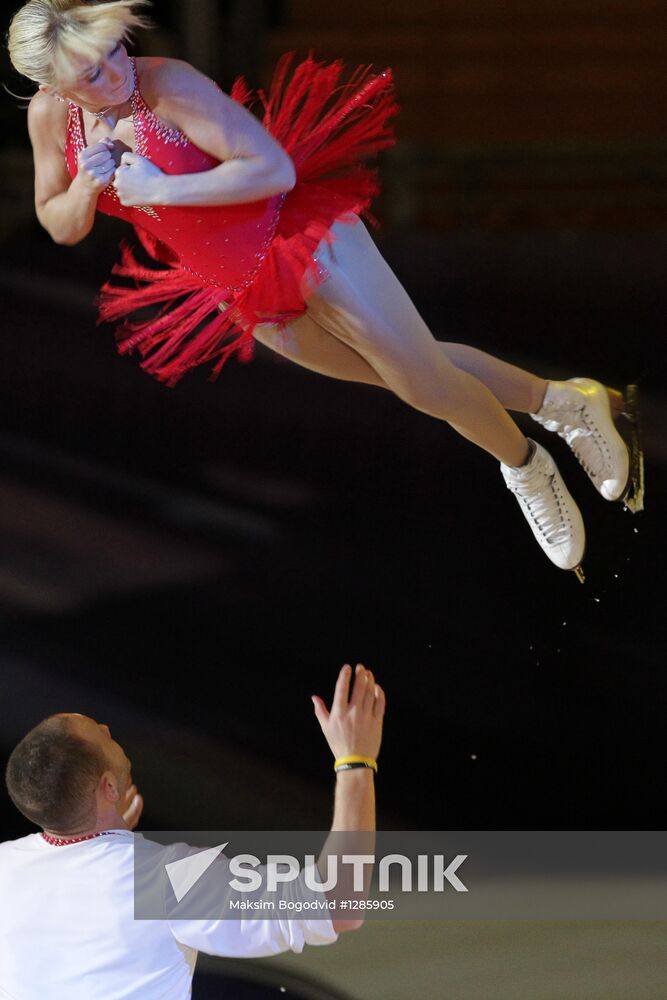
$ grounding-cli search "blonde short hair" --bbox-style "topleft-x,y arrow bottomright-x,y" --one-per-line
7,0 -> 152,87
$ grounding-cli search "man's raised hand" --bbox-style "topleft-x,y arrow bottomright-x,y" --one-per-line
312,664 -> 385,762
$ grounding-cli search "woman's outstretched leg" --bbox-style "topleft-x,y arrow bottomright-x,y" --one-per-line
256,314 -> 548,418
256,222 -> 631,512
254,220 -> 638,570
253,313 -> 387,388
305,220 -> 632,505
256,222 -> 586,573
304,220 -> 530,466
437,343 -> 547,414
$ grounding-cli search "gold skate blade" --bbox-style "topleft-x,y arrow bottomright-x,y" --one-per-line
606,385 -> 625,417
573,565 -> 585,584
622,384 -> 645,514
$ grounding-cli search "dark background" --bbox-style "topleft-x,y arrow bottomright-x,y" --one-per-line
1,0 -> 665,845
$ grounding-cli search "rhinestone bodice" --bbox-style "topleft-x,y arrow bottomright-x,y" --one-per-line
65,59 -> 283,290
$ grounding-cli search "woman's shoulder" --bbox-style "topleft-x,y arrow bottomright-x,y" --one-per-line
28,89 -> 66,123
136,56 -> 219,106
27,90 -> 68,145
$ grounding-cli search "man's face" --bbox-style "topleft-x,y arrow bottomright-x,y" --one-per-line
57,714 -> 133,798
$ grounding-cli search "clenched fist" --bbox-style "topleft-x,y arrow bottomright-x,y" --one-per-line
76,139 -> 116,193
113,151 -> 165,207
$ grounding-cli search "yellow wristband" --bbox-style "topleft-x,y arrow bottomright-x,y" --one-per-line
334,755 -> 378,773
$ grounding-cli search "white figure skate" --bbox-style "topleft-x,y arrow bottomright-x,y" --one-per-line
531,378 -> 644,513
501,439 -> 586,582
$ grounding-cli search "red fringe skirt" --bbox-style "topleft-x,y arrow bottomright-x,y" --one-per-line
97,55 -> 398,386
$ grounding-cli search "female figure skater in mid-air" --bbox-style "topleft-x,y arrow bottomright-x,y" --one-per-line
8,0 -> 642,580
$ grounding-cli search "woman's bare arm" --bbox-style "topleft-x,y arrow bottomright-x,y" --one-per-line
28,91 -> 114,245
113,59 -> 296,209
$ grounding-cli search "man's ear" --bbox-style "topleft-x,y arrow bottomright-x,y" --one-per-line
99,771 -> 121,803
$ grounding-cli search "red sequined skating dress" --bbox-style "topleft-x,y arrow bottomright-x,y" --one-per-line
64,56 -> 397,386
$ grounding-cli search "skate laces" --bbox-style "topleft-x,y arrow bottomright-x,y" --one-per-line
505,460 -> 571,545
537,393 -> 612,480
557,410 -> 609,478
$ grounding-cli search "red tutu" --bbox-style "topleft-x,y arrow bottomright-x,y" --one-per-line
65,55 -> 397,386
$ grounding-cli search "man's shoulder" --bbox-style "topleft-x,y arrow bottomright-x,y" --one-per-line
0,832 -> 42,857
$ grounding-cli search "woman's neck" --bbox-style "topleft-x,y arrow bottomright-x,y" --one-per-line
87,98 -> 132,129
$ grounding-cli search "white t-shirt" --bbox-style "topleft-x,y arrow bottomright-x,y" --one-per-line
0,831 -> 337,999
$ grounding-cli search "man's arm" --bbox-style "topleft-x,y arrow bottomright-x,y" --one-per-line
168,664 -> 385,959
312,663 -> 385,933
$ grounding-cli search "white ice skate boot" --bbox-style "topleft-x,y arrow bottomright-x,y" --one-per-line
531,378 -> 641,508
501,439 -> 586,580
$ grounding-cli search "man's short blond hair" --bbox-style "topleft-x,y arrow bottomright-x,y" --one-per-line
8,0 -> 151,87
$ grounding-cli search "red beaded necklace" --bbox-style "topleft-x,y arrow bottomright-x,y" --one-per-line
41,830 -> 124,847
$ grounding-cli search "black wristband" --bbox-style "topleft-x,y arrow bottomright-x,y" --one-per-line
334,762 -> 376,773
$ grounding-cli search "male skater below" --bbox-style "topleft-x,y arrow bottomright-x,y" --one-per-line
1,664 -> 384,999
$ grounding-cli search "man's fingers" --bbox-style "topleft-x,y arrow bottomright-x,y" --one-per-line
361,668 -> 375,712
331,663 -> 352,713
372,683 -> 386,717
121,784 -> 138,811
350,663 -> 370,707
311,695 -> 330,727
122,792 -> 143,828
